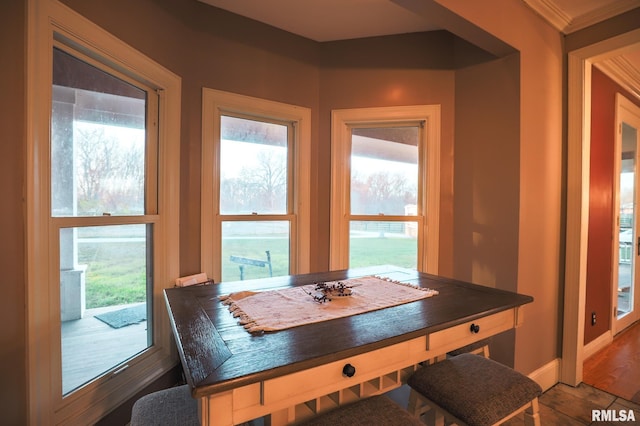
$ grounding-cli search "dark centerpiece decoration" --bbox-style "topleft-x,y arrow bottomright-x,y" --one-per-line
303,281 -> 355,303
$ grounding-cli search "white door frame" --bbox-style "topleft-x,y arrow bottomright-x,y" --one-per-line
562,28 -> 640,386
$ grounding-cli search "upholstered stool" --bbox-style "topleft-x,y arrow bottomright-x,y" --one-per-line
407,353 -> 542,425
409,339 -> 492,419
300,395 -> 423,426
130,384 -> 199,426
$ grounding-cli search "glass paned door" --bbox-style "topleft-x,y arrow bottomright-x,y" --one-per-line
617,126 -> 635,319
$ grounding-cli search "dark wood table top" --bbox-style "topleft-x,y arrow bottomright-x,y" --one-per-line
164,265 -> 533,398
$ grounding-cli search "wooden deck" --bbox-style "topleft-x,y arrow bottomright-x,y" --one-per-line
61,304 -> 149,395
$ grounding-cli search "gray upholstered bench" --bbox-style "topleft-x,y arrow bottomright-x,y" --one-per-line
300,395 -> 423,426
407,353 -> 542,425
130,384 -> 199,426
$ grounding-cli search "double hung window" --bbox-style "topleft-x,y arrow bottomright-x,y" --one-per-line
201,89 -> 310,281
330,106 -> 440,273
28,2 -> 180,423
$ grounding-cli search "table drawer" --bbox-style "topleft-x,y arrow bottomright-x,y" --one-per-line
427,309 -> 515,353
262,337 -> 424,406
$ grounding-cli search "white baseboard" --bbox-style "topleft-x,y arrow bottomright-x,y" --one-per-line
528,358 -> 561,392
583,330 -> 613,360
527,331 -> 613,393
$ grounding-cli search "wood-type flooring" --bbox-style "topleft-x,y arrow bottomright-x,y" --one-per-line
583,321 -> 640,404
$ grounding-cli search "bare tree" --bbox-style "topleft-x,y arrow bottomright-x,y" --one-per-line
352,171 -> 415,215
76,126 -> 116,213
237,149 -> 287,212
75,125 -> 145,215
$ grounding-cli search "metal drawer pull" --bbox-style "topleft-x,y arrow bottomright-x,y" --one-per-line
470,323 -> 480,333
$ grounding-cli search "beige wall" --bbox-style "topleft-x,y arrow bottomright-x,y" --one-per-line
454,53 -> 520,292
454,53 -> 521,367
434,0 -> 565,375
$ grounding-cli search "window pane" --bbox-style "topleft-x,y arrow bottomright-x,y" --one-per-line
618,122 -> 638,318
52,48 -> 147,217
220,115 -> 288,214
351,127 -> 418,215
221,221 -> 289,281
60,224 -> 152,395
349,221 -> 417,269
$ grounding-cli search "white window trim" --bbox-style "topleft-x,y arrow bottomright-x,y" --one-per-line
27,0 -> 181,424
201,89 -> 311,281
330,105 -> 441,273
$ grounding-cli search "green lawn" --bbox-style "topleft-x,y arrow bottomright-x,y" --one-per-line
79,235 -> 417,308
222,237 -> 290,281
350,237 -> 417,269
78,241 -> 148,309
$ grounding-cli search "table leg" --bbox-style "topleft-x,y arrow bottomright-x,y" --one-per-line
266,407 -> 295,426
202,391 -> 234,426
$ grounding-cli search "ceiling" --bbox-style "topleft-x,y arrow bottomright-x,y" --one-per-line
197,0 -> 637,41
197,0 -> 639,95
197,0 -> 440,42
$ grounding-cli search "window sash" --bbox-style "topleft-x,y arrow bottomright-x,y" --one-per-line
349,124 -> 421,217
219,112 -> 294,216
51,42 -> 159,218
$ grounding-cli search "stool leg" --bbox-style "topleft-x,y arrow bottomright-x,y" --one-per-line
465,344 -> 490,358
409,389 -> 443,425
408,389 -> 429,417
523,398 -> 541,426
478,344 -> 490,358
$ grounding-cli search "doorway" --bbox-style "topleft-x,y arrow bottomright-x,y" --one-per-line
613,94 -> 640,335
562,28 -> 640,387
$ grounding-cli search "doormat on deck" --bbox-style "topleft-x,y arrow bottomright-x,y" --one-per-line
95,304 -> 146,329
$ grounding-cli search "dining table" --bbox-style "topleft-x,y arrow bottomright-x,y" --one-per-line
164,265 -> 534,426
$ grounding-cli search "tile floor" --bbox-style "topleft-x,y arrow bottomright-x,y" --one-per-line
503,382 -> 640,425
384,381 -> 640,425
